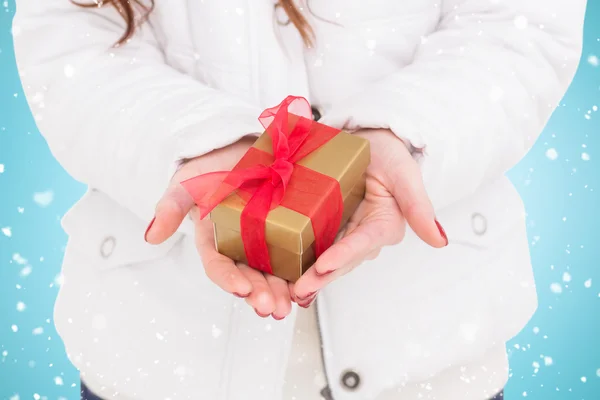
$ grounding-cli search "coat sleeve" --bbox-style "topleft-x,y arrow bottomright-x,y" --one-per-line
322,0 -> 586,212
13,1 -> 264,221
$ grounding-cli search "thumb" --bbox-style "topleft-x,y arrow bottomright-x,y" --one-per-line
388,150 -> 448,248
145,183 -> 196,244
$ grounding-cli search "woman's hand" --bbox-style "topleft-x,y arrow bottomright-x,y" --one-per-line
145,137 -> 294,320
292,129 -> 448,301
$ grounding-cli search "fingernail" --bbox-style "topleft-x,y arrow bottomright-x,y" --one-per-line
435,219 -> 448,246
298,299 -> 315,308
254,309 -> 270,318
296,291 -> 317,301
315,269 -> 333,277
272,314 -> 285,321
144,217 -> 156,242
233,292 -> 250,299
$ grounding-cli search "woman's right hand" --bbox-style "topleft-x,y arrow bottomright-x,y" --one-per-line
144,137 -> 294,320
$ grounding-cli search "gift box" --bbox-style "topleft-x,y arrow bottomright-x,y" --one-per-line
182,96 -> 370,282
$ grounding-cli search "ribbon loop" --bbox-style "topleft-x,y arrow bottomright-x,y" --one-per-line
181,96 -> 344,276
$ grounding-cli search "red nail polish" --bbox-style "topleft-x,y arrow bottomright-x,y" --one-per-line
298,300 -> 314,309
144,217 -> 156,242
435,219 -> 448,246
233,292 -> 250,299
254,309 -> 270,318
297,291 -> 317,301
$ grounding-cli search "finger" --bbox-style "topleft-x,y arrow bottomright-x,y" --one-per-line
195,220 -> 253,296
238,264 -> 276,317
312,216 -> 393,276
265,274 -> 292,320
294,263 -> 348,300
145,183 -> 195,244
388,149 -> 447,248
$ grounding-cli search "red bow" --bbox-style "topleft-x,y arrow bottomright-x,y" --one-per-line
182,96 -> 344,275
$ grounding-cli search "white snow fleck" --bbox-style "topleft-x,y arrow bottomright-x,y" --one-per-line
33,394 -> 40,400
588,54 -> 599,67
2,227 -> 11,237
0,164 -> 4,173
32,327 -> 44,335
174,365 -> 187,376
514,15 -> 528,29
594,105 -> 598,112
533,326 -> 540,334
156,332 -> 164,341
544,356 -> 553,366
11,24 -> 21,37
17,207 -> 24,213
366,39 -> 377,50
584,279 -> 592,288
2,350 -> 7,357
54,273 -> 64,286
460,323 -> 479,342
581,376 -> 587,383
532,361 -> 540,368
12,253 -> 27,265
33,190 -> 54,207
582,152 -> 590,161
550,283 -> 562,294
522,392 -> 527,397
16,302 -> 26,312
212,325 -> 222,338
596,368 -> 600,377
54,376 -> 64,386
562,272 -> 572,282
10,395 -> 20,400
11,325 -> 18,332
20,266 -> 32,277
92,314 -> 107,330
64,64 -> 75,78
545,148 -> 558,160
489,86 -> 504,102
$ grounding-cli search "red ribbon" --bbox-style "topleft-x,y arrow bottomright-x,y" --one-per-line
181,96 -> 344,275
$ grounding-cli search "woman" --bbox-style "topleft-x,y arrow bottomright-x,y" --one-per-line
14,0 -> 585,399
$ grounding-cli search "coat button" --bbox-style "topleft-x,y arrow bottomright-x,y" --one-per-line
341,370 -> 361,391
100,236 -> 116,259
471,213 -> 487,235
311,106 -> 322,122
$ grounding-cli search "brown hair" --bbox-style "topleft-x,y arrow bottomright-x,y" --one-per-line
74,0 -> 314,47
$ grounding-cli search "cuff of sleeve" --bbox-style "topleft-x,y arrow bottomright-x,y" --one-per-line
167,108 -> 264,235
319,89 -> 458,211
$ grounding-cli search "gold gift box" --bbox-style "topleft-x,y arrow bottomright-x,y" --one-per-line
210,116 -> 370,282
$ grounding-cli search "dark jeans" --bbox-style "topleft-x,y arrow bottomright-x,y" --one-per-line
81,380 -> 504,400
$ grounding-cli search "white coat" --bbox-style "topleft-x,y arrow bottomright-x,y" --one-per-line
13,1 -> 585,399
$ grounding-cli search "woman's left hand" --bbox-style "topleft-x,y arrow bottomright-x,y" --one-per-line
292,129 -> 448,304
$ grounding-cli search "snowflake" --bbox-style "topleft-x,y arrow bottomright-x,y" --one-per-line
549,283 -> 562,294
513,15 -> 528,29
33,190 -> 54,207
588,54 -> 599,67
1,227 -> 11,237
545,148 -> 558,160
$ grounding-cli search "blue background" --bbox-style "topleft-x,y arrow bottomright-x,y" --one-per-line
1,1 -> 599,399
